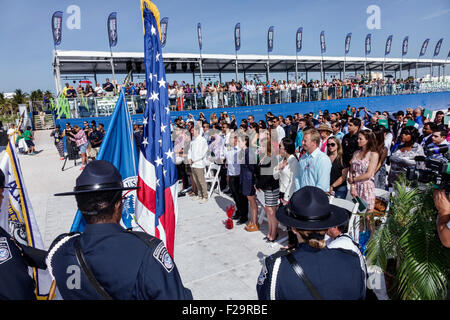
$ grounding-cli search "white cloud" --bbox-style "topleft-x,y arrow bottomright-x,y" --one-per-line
420,8 -> 450,21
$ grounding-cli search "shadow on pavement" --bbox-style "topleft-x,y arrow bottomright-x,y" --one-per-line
214,195 -> 234,213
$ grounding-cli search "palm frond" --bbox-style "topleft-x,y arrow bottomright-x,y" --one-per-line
396,214 -> 450,300
365,176 -> 450,300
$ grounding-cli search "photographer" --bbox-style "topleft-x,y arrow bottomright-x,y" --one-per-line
428,129 -> 449,152
388,126 -> 424,189
65,125 -> 89,170
434,189 -> 450,248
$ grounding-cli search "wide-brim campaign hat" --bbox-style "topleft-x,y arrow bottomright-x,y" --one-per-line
276,186 -> 349,230
54,160 -> 139,196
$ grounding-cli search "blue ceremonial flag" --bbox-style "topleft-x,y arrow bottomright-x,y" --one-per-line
107,12 -> 118,48
419,38 -> 430,57
160,17 -> 168,48
136,0 -> 179,258
402,36 -> 409,56
51,11 -> 63,46
0,142 -> 55,299
434,38 -> 443,57
296,27 -> 303,53
385,35 -> 393,56
235,23 -> 241,51
345,33 -> 352,54
197,23 -> 202,51
267,26 -> 274,53
365,34 -> 372,55
320,31 -> 326,54
70,89 -> 139,232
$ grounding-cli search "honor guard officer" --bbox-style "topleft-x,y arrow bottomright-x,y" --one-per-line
46,160 -> 193,300
0,169 -> 48,300
257,186 -> 365,300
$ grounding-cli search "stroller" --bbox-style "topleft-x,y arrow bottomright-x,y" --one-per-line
62,139 -> 80,171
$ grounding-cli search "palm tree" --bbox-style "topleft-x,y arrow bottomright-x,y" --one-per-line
10,89 -> 28,116
30,89 -> 43,102
0,93 -> 9,115
30,89 -> 44,111
44,90 -> 54,100
366,175 -> 450,300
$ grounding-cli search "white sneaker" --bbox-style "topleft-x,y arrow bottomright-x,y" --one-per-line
191,196 -> 201,201
199,198 -> 208,204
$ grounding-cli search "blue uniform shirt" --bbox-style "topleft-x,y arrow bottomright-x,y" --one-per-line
0,227 -> 36,300
46,223 -> 193,300
257,243 -> 365,300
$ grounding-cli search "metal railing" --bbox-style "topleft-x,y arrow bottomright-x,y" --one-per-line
48,81 -> 450,118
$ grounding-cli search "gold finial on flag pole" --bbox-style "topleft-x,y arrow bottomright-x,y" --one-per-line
140,0 -> 161,40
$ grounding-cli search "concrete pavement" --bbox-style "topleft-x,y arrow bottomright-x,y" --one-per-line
16,129 -> 285,300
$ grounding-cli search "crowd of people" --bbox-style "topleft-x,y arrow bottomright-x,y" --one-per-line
2,102 -> 449,301
3,123 -> 37,155
50,120 -> 105,170
61,77 -> 427,112
169,105 -> 449,246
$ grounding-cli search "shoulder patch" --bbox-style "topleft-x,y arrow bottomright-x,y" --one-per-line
153,242 -> 174,273
0,237 -> 12,265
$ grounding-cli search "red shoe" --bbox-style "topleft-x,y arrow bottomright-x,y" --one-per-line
80,166 -> 85,171
60,157 -> 65,160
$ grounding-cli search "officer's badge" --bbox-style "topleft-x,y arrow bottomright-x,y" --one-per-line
153,242 -> 174,273
0,237 -> 12,265
257,263 -> 268,286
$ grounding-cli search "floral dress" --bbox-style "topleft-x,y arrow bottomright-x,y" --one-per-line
351,151 -> 375,211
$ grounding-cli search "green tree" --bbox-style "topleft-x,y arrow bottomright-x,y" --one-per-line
30,89 -> 44,111
30,89 -> 43,102
44,90 -> 54,100
10,89 -> 29,116
0,92 -> 9,115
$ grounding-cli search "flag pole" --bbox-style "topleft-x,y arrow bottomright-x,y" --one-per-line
235,50 -> 239,82
47,280 -> 57,300
123,88 -> 137,178
109,46 -> 117,93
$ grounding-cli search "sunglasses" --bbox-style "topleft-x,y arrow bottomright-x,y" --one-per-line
327,143 -> 336,147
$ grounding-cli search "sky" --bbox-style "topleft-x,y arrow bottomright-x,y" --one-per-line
0,0 -> 449,94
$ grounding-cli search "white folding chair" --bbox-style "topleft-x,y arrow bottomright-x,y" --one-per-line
205,163 -> 222,199
329,196 -> 360,243
256,190 -> 266,226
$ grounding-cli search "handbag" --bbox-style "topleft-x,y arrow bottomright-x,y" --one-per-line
286,253 -> 323,300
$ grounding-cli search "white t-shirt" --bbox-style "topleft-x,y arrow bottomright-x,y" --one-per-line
276,125 -> 285,143
94,86 -> 104,96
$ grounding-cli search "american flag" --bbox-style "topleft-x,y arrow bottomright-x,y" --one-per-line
135,1 -> 178,258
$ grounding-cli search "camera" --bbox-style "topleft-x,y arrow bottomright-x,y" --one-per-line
406,145 -> 450,192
